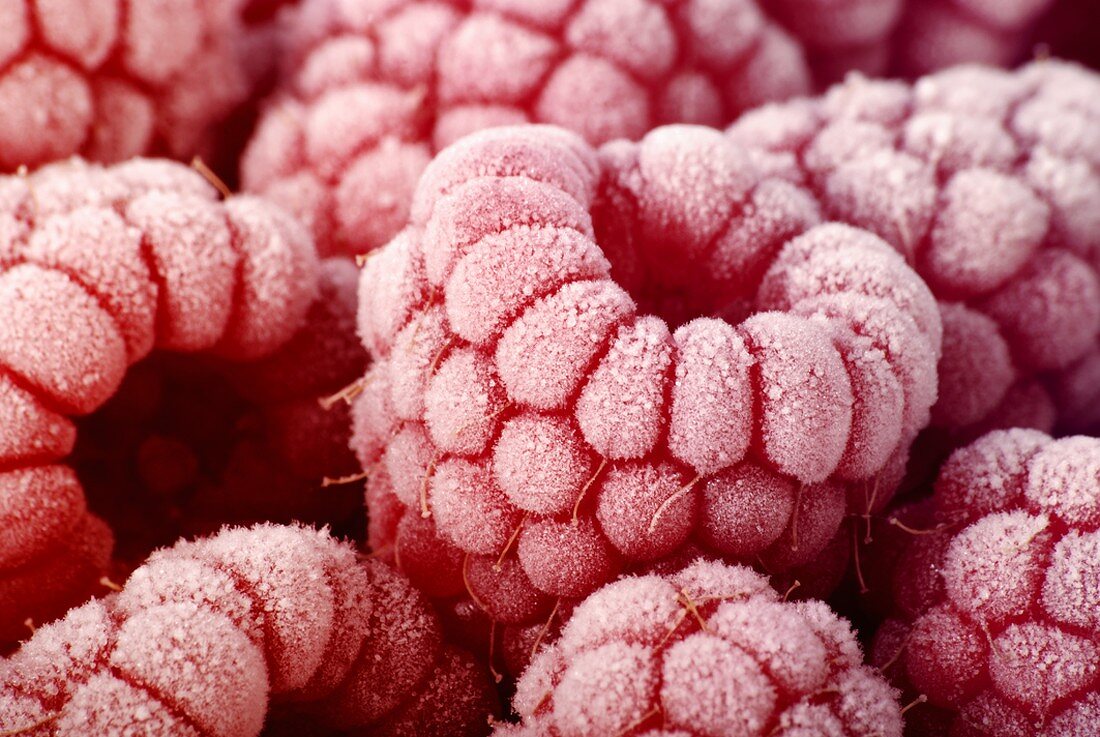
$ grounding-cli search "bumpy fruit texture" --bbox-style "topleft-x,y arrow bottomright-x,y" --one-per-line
0,158 -> 318,645
500,559 -> 902,737
869,430 -> 1100,735
728,60 -> 1100,440
0,0 -> 255,172
241,0 -> 814,260
354,125 -> 940,636
0,523 -> 499,737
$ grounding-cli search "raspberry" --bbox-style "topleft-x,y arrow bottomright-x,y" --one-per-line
0,158 -> 318,644
0,0 -> 254,172
240,0 -> 814,259
869,430 -> 1100,733
727,60 -> 1100,439
506,559 -> 902,737
0,523 -> 499,736
355,126 -> 940,628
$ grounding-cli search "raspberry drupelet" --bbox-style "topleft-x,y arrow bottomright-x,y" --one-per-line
353,124 -> 941,654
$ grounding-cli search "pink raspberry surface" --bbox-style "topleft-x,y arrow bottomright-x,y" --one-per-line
727,60 -> 1100,439
0,158 -> 319,644
0,0 -> 257,172
869,430 -> 1100,735
240,0 -> 815,260
503,558 -> 902,737
0,523 -> 499,736
354,125 -> 940,632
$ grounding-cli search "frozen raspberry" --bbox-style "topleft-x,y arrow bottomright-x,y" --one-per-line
504,558 -> 902,737
0,0 -> 257,172
0,158 -> 319,644
240,0 -> 814,260
869,430 -> 1100,734
0,523 -> 499,736
355,126 -> 940,637
727,59 -> 1100,441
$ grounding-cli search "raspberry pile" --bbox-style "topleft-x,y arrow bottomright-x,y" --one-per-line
241,0 -> 815,259
0,523 -> 499,736
0,1 -> 256,172
727,60 -> 1100,439
868,430 -> 1100,735
354,125 -> 941,635
1,1 -> 1099,735
0,157 -> 317,644
499,558 -> 902,737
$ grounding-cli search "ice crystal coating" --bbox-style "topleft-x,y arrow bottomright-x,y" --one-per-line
241,0 -> 815,259
728,60 -> 1100,438
0,158 -> 319,643
870,430 -> 1100,734
356,125 -> 940,625
0,0 -> 256,171
0,523 -> 499,736
504,559 -> 902,737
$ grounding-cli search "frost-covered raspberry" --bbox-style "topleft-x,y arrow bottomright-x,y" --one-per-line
727,59 -> 1100,439
502,558 -> 901,737
354,125 -> 940,633
0,158 -> 318,644
0,523 -> 499,736
0,0 -> 258,172
241,0 -> 814,259
869,430 -> 1100,735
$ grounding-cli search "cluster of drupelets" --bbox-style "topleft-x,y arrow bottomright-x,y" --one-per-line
0,1 -> 1098,736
